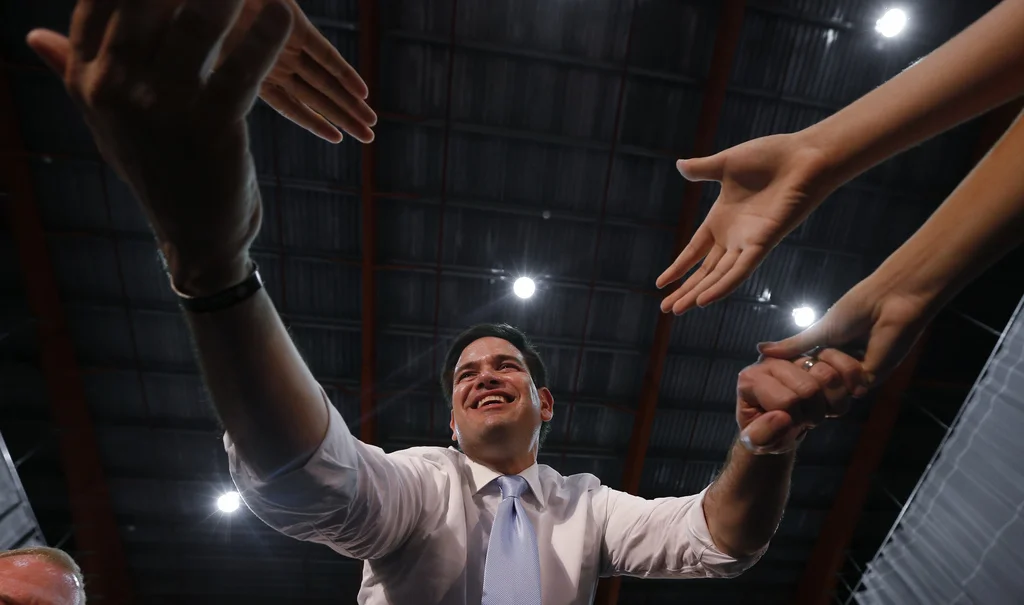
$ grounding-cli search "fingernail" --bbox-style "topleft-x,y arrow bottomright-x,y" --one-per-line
853,386 -> 869,399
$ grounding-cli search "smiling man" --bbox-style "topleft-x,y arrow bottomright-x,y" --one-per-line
231,323 -> 862,604
31,2 -> 863,603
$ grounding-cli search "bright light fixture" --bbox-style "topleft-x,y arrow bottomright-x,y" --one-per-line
217,491 -> 241,513
876,8 -> 907,38
513,277 -> 536,299
792,306 -> 817,328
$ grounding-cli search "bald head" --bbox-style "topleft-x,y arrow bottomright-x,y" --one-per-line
0,548 -> 84,605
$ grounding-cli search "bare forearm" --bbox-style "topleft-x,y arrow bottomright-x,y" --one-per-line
184,281 -> 328,479
703,440 -> 794,557
872,110 -> 1024,314
803,0 -> 1024,189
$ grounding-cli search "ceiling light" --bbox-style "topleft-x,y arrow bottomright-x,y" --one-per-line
513,277 -> 536,299
217,491 -> 241,513
792,306 -> 817,328
876,8 -> 907,38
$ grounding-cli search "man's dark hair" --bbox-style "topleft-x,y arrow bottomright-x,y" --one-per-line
440,323 -> 552,446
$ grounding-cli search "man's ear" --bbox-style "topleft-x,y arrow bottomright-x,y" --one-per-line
538,387 -> 554,422
449,410 -> 458,441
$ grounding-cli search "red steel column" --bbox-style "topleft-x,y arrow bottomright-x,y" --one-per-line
0,66 -> 134,602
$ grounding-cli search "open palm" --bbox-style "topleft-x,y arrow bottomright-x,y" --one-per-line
657,133 -> 836,315
229,0 -> 377,143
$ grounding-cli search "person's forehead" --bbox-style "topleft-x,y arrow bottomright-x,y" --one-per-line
456,336 -> 525,366
0,556 -> 79,602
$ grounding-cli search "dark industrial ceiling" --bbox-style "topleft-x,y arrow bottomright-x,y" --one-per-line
2,0 -> 1022,603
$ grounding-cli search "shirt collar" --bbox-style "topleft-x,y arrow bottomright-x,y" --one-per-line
460,450 -> 547,510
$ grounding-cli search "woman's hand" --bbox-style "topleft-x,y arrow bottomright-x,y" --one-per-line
229,0 -> 377,143
756,274 -> 934,389
657,132 -> 837,315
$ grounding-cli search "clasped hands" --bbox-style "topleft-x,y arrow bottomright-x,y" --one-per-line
736,348 -> 863,455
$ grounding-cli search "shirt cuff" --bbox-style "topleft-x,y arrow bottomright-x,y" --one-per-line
224,392 -> 362,532
688,486 -> 768,578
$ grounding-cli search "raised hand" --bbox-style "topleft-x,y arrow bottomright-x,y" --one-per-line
227,0 -> 377,143
27,0 -> 292,295
656,133 -> 837,315
736,350 -> 863,455
756,274 -> 932,390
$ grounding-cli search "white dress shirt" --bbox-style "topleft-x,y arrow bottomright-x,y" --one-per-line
226,395 -> 763,604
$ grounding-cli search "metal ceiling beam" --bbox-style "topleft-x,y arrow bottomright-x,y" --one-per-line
595,2 -> 747,603
561,0 -> 638,461
0,67 -> 134,601
793,97 -> 1024,605
426,0 -> 460,438
33,296 -> 772,363
357,0 -> 380,444
4,112 -> 931,210
45,225 -> 867,300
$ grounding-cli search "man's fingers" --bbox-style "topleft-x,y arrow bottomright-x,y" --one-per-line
155,0 -> 246,84
207,1 -> 293,118
26,30 -> 72,79
756,359 -> 824,427
260,84 -> 343,143
741,410 -> 802,452
816,348 -> 867,399
800,357 -> 846,421
656,224 -> 712,289
677,155 -> 724,183
694,247 -> 762,308
297,15 -> 369,99
69,0 -> 117,62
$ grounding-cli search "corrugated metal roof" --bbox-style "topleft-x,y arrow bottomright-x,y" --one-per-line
659,355 -> 712,400
451,51 -> 621,141
630,0 -> 718,77
9,71 -> 95,155
607,153 -> 686,223
456,0 -> 631,63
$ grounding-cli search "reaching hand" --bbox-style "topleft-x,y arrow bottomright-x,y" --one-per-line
229,0 -> 377,143
656,133 -> 836,315
27,0 -> 292,295
736,350 -> 863,455
756,276 -> 933,389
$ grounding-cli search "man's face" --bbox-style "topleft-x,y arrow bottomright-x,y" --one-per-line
0,555 -> 82,605
449,337 -> 553,454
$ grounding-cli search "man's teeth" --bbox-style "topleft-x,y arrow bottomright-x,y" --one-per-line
476,395 -> 507,408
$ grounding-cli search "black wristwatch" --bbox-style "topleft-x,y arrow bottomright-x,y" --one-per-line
171,262 -> 264,313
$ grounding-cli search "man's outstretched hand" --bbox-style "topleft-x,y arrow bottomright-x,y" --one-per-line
656,133 -> 837,315
229,0 -> 377,143
736,349 -> 864,454
27,0 -> 292,295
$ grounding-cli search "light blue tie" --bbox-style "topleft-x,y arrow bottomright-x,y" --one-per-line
481,475 -> 542,605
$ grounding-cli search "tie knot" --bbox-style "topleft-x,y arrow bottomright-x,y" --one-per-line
496,475 -> 528,500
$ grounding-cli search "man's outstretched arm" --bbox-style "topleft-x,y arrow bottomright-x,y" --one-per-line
703,350 -> 863,556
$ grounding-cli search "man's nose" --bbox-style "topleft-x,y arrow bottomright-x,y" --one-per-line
475,370 -> 502,387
